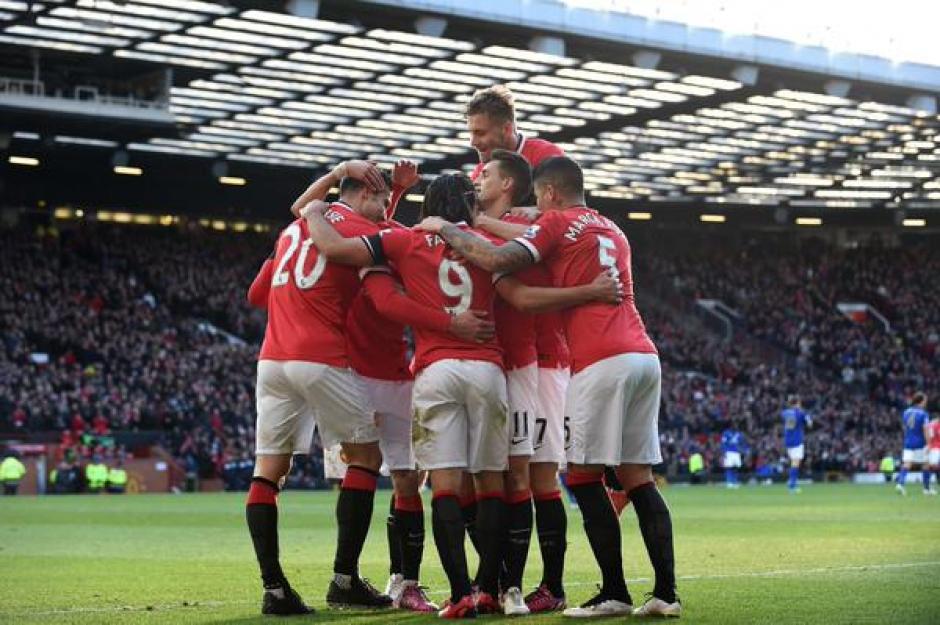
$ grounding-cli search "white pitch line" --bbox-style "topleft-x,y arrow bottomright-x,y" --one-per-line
9,561 -> 940,617
428,560 -> 940,595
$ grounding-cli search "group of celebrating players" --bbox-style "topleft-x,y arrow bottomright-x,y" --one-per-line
243,85 -> 680,619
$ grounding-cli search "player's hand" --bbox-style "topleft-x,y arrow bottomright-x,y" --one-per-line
509,206 -> 540,222
589,268 -> 623,305
332,160 -> 386,191
449,310 -> 496,343
300,200 -> 330,219
415,216 -> 447,234
392,159 -> 420,190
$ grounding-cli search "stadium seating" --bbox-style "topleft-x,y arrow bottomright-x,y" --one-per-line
1,220 -> 934,483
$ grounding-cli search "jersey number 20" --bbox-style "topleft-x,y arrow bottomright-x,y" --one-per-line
272,223 -> 327,290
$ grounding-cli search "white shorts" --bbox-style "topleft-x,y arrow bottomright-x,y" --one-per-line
723,451 -> 742,468
255,360 -> 378,456
323,444 -> 348,480
322,377 -> 416,478
565,353 -> 662,466
411,359 -> 509,473
902,447 -> 927,464
929,449 -> 940,467
507,365 -> 538,457
533,367 -> 569,465
787,445 -> 804,462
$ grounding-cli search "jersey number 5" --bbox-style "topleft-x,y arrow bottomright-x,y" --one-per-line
597,235 -> 617,270
272,223 -> 327,290
438,259 -> 472,315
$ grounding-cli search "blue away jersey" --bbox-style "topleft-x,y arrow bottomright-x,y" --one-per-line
721,429 -> 744,453
782,408 -> 810,447
902,407 -> 928,449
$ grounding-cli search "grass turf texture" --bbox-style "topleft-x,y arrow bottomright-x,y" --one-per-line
1,483 -> 938,624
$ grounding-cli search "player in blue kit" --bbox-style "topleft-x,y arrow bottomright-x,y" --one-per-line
897,392 -> 933,496
721,425 -> 745,489
782,396 -> 812,493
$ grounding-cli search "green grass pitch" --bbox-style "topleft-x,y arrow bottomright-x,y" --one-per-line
2,483 -> 939,624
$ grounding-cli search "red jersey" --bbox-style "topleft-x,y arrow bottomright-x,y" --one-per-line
488,214 -> 539,370
366,224 -> 503,374
513,206 -> 657,373
535,312 -> 570,369
472,135 -> 568,368
928,420 -> 940,451
470,134 -> 566,181
346,221 -> 411,381
259,203 -> 379,365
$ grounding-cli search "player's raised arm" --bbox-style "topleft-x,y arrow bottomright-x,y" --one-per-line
386,159 -> 420,221
246,251 -> 274,309
290,160 -> 385,217
416,217 -> 535,274
362,271 -> 496,342
495,270 -> 623,314
302,201 -> 375,267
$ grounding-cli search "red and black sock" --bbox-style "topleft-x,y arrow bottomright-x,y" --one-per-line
459,492 -> 480,557
505,489 -> 533,590
246,477 -> 286,588
629,481 -> 676,603
394,493 -> 425,582
604,466 -> 624,491
432,491 -> 473,604
534,490 -> 567,597
333,466 -> 378,576
474,491 -> 507,597
568,470 -> 629,602
386,496 -> 402,576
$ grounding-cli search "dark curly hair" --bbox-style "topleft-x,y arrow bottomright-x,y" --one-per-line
421,173 -> 477,224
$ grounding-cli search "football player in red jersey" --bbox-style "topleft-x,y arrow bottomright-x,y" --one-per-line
252,159 -> 494,613
465,84 -> 565,183
471,148 -> 576,614
417,157 -> 680,618
246,172 -> 393,615
301,172 -> 621,619
465,85 -> 581,614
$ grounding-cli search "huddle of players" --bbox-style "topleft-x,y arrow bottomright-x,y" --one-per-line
244,85 -> 680,619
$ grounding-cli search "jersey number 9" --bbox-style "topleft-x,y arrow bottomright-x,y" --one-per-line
438,259 -> 472,315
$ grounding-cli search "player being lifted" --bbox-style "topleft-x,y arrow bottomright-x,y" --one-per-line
417,157 -> 680,618
465,84 -> 575,613
782,395 -> 812,494
301,171 -> 620,618
897,392 -> 934,496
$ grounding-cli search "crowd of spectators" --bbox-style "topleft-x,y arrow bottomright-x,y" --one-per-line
645,235 -> 940,406
636,231 -> 938,478
0,222 -> 273,484
1,220 -> 936,486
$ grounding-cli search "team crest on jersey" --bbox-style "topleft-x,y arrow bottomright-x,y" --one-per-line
523,224 -> 541,239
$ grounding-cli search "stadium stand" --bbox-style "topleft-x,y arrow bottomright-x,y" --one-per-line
2,217 -> 934,486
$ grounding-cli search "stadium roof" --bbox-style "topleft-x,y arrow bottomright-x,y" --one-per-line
0,0 -> 938,224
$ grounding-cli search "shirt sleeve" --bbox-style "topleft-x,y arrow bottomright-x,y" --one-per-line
361,270 -> 451,332
512,211 -> 563,263
246,258 -> 273,309
362,227 -> 412,266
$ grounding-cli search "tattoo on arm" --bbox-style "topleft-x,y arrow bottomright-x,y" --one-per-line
440,223 -> 534,273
